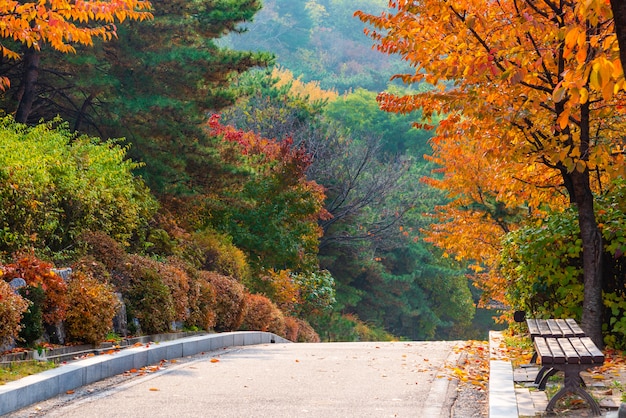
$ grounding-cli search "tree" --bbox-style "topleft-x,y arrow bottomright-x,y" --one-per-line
173,114 -> 329,275
221,69 -> 474,339
0,116 -> 157,255
357,0 -> 626,345
0,0 -> 272,197
0,0 -> 152,121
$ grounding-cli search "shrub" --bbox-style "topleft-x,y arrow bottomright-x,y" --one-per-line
18,286 -> 45,346
246,269 -> 299,314
185,265 -> 217,331
0,280 -> 29,346
309,313 -> 393,342
292,270 -> 336,316
157,262 -> 190,322
0,117 -> 157,254
65,272 -> 119,345
284,316 -> 299,342
71,256 -> 111,284
246,269 -> 336,317
77,231 -> 128,273
3,252 -> 68,325
185,229 -> 250,282
201,271 -> 245,332
293,318 -> 320,343
241,293 -> 286,337
123,255 -> 175,335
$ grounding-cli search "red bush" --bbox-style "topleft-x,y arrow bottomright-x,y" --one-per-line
241,293 -> 285,337
0,280 -> 29,345
3,251 -> 68,325
201,271 -> 245,332
65,272 -> 119,345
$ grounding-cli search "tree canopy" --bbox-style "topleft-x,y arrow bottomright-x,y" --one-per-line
357,0 -> 626,345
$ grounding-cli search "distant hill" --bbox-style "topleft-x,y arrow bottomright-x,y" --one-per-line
223,0 -> 412,93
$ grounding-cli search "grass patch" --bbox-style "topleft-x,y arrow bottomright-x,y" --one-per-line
503,332 -> 534,367
0,361 -> 57,385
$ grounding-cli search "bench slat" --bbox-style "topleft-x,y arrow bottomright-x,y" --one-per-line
534,337 -> 552,364
546,319 -> 564,337
568,337 -> 593,364
535,337 -> 566,364
565,318 -> 586,336
558,338 -> 582,364
580,337 -> 604,363
527,319 -> 541,339
537,320 -> 552,337
554,319 -> 575,337
546,338 -> 566,363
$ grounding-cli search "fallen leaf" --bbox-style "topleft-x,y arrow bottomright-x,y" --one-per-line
149,388 -> 159,391
66,390 -> 74,394
210,358 -> 220,363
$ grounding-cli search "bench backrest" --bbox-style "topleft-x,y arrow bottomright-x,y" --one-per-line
527,318 -> 586,339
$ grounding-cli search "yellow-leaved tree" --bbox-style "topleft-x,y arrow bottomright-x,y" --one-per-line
0,0 -> 152,120
357,0 -> 626,345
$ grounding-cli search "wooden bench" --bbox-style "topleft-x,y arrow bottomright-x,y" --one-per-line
533,336 -> 604,415
514,314 -> 605,416
526,318 -> 586,364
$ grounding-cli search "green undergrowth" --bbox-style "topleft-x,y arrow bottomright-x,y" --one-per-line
0,360 -> 57,385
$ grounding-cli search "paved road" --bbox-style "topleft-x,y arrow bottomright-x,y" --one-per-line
10,341 -> 462,418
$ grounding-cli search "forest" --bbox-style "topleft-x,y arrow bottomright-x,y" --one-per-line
0,0 -> 625,349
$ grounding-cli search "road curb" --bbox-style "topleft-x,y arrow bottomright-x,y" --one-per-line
0,331 -> 290,415
488,331 -> 519,418
423,342 -> 464,418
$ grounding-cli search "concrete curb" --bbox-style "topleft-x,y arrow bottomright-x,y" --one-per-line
423,345 -> 463,418
488,331 -> 519,418
0,331 -> 290,415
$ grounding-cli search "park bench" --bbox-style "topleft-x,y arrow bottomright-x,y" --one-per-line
515,314 -> 605,416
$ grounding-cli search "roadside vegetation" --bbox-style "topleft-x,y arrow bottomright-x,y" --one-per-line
2,0 -> 625,363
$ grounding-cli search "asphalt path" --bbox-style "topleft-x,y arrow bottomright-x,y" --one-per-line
10,341 -> 462,418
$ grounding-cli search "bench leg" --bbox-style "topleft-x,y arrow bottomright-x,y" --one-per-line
538,367 -> 557,390
545,368 -> 602,416
534,365 -> 552,386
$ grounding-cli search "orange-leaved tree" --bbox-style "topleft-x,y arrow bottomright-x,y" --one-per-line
0,0 -> 152,120
357,0 -> 626,345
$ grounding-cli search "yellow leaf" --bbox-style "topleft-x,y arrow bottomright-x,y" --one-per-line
565,28 -> 579,50
590,65 -> 602,90
579,87 -> 588,104
557,112 -> 569,130
553,86 -> 566,103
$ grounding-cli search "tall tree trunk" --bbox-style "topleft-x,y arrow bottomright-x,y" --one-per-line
571,101 -> 604,347
15,48 -> 40,124
571,169 -> 604,347
610,0 -> 626,73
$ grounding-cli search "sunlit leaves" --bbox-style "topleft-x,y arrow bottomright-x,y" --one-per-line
0,116 -> 157,253
357,0 -> 626,312
0,0 -> 152,89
